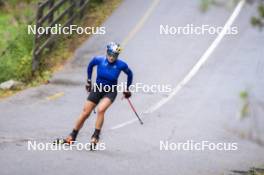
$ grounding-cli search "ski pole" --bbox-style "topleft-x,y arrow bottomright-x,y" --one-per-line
126,98 -> 143,125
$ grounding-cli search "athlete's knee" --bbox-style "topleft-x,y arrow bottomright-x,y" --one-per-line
82,106 -> 91,117
97,107 -> 106,114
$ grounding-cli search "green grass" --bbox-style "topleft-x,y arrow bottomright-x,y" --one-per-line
0,26 -> 34,82
232,167 -> 264,175
0,1 -> 36,82
0,13 -> 19,53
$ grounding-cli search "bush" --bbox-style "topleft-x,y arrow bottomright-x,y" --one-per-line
0,26 -> 34,82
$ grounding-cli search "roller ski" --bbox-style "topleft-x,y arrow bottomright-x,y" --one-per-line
53,129 -> 78,145
90,129 -> 100,151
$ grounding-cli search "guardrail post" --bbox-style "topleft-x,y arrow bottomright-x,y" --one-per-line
69,0 -> 75,18
32,2 -> 44,72
79,0 -> 85,19
48,0 -> 55,24
48,0 -> 55,50
32,0 -> 92,72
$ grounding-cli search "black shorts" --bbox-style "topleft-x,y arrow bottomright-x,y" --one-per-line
87,87 -> 117,104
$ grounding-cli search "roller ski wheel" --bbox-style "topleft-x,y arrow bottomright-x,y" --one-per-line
53,136 -> 75,145
90,136 -> 99,151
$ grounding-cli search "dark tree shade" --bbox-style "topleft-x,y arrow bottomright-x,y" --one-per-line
0,0 -> 4,7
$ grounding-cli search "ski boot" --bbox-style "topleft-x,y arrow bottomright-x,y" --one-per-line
54,129 -> 78,145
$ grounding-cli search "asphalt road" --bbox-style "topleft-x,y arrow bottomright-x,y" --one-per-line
1,0 -> 264,174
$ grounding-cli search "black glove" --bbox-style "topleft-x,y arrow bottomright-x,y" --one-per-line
85,80 -> 92,92
123,91 -> 131,98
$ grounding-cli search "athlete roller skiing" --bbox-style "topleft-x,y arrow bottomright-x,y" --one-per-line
55,42 -> 133,149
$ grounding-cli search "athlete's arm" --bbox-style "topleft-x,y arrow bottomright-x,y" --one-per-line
122,64 -> 133,90
87,57 -> 100,80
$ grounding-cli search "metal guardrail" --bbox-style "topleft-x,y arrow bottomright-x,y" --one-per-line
32,0 -> 90,71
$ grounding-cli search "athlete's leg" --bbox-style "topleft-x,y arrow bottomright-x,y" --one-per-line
95,97 -> 112,130
66,100 -> 96,143
74,100 -> 96,130
90,97 -> 112,144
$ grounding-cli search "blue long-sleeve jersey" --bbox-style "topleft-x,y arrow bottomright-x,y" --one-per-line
87,56 -> 133,88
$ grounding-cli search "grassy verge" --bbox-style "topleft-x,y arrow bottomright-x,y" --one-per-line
0,1 -> 36,84
0,1 -> 37,54
231,167 -> 264,175
0,0 -> 122,99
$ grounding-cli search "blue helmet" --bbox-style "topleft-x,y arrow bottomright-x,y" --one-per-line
106,42 -> 122,59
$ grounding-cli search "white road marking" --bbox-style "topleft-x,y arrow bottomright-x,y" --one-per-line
111,119 -> 138,130
111,0 -> 246,130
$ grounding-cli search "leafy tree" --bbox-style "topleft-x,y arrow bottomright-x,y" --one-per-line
201,0 -> 264,29
251,1 -> 264,28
